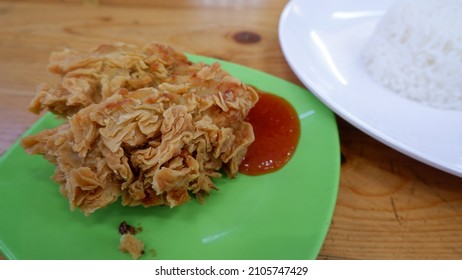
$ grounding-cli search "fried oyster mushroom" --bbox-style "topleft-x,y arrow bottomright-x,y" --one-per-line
29,43 -> 193,117
21,43 -> 258,215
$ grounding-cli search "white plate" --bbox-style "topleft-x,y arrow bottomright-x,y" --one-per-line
279,0 -> 462,177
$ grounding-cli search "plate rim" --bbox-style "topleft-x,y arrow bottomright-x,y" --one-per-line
278,0 -> 462,178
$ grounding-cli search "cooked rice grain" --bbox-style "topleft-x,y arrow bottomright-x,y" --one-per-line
360,0 -> 462,110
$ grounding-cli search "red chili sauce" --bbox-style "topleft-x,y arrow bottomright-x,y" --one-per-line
239,91 -> 300,175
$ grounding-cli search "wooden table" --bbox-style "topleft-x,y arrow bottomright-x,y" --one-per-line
1,0 -> 462,260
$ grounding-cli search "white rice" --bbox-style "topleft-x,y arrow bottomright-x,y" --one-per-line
360,0 -> 462,110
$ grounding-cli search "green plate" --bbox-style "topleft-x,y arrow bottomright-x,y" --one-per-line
0,54 -> 340,260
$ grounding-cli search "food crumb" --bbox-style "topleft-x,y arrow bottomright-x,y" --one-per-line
118,221 -> 145,259
119,233 -> 145,260
118,221 -> 136,235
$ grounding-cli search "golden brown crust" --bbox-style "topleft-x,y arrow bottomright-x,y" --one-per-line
119,233 -> 145,260
21,43 -> 258,215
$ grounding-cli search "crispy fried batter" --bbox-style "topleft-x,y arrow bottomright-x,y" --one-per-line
119,233 -> 145,260
29,43 -> 192,116
21,43 -> 258,215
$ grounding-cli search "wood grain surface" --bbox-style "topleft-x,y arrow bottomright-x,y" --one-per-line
1,0 -> 462,260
